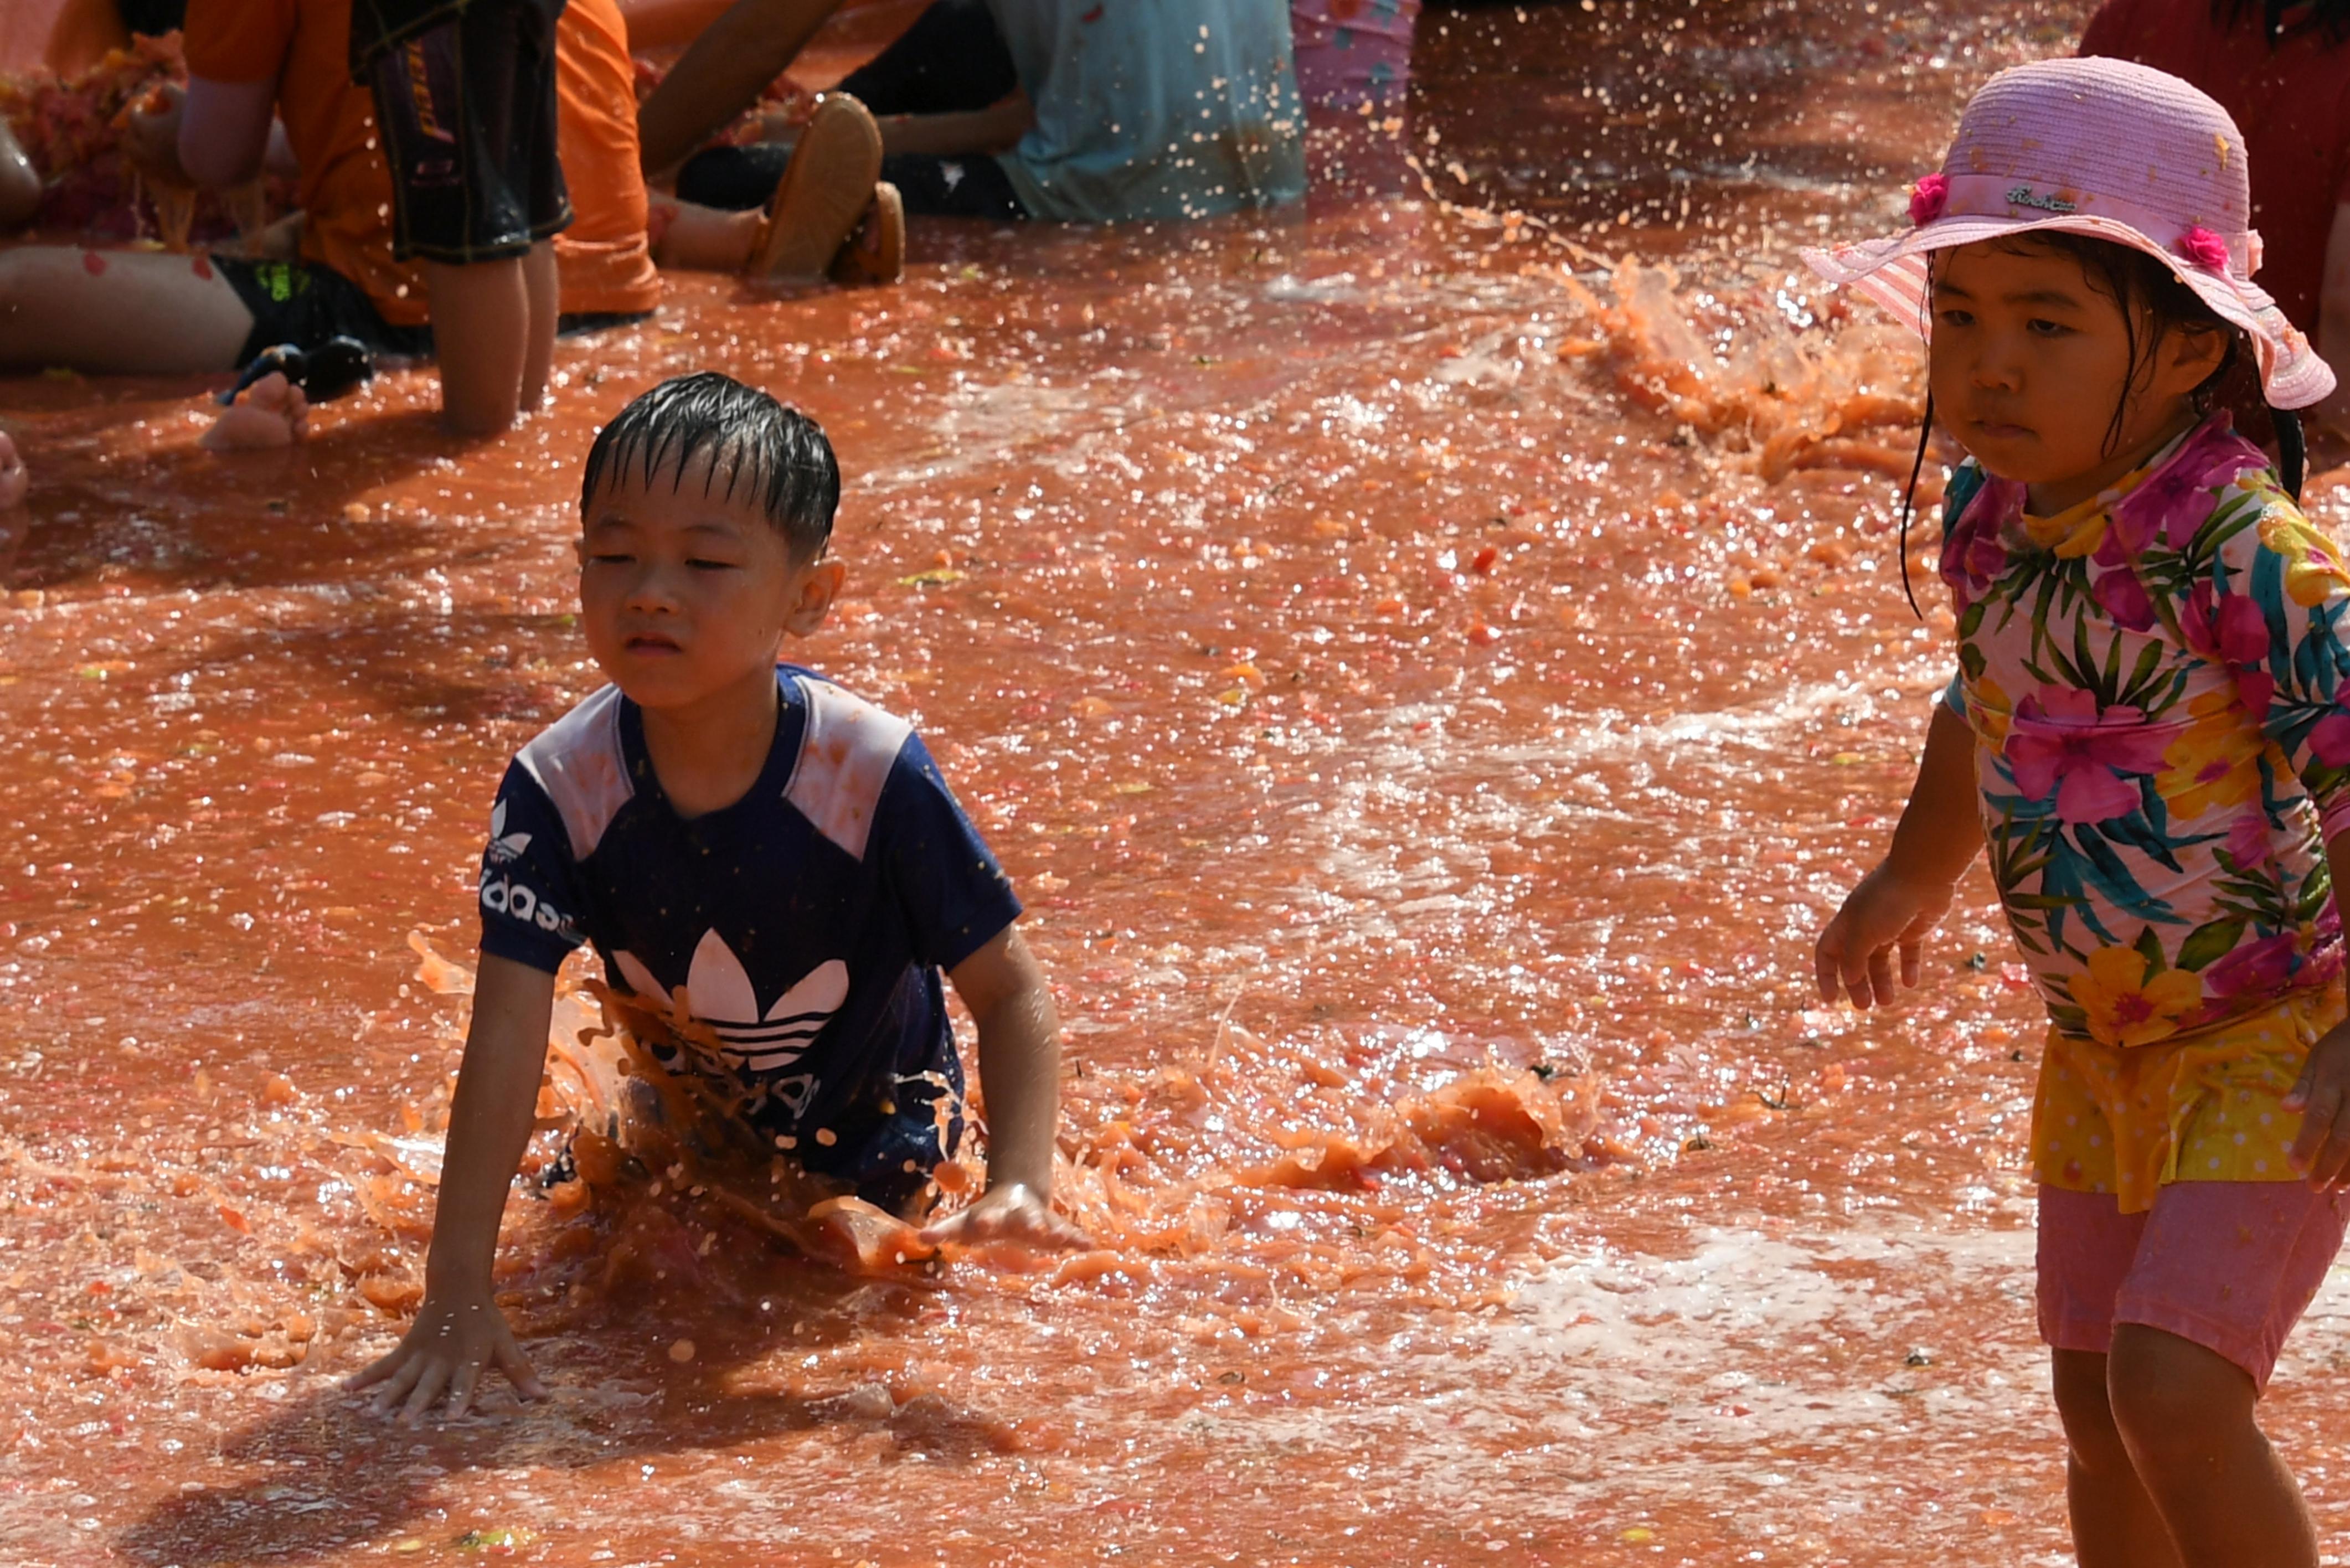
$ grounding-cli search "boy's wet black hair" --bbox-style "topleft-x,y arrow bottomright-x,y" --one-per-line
580,371 -> 841,559
1894,233 -> 2302,618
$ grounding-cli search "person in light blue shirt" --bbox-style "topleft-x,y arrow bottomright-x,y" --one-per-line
651,0 -> 1306,225
987,0 -> 1307,221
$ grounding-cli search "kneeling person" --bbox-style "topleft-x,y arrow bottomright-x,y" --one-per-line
354,372 -> 1081,1421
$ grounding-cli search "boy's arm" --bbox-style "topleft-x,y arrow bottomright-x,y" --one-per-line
122,79 -> 277,191
875,91 -> 1035,159
922,925 -> 1089,1250
347,953 -> 556,1421
1814,698 -> 1984,1008
636,0 -> 848,174
178,78 -> 280,189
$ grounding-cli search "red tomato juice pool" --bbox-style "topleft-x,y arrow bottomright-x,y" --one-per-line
9,1 -> 2350,1563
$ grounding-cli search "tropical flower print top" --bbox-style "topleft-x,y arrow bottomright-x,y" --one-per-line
1941,414 -> 2350,1051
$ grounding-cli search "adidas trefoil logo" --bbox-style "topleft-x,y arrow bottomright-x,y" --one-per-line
485,799 -> 533,865
612,931 -> 848,1075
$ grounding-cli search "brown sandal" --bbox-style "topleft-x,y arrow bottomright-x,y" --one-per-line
749,94 -> 884,282
828,180 -> 905,286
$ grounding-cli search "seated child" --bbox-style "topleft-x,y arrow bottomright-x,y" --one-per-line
649,0 -> 1307,225
349,371 -> 1082,1420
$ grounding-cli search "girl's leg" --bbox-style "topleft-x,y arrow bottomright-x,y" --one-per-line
2106,1323 -> 2317,1567
2051,1348 -> 2179,1568
0,246 -> 252,373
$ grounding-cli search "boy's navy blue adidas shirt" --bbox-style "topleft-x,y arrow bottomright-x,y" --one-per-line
476,665 -> 1022,1209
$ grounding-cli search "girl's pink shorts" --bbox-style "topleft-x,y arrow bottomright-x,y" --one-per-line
2038,1182 -> 2350,1391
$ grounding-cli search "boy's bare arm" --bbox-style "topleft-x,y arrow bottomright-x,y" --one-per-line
923,925 -> 1089,1250
875,91 -> 1036,159
121,79 -> 277,192
637,0 -> 848,176
1815,699 -> 1984,1008
347,953 -> 555,1420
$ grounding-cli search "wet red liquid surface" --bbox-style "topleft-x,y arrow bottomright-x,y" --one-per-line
11,2 -> 2350,1564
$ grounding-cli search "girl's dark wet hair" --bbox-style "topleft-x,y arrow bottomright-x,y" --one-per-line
580,371 -> 841,559
1893,231 -> 2300,617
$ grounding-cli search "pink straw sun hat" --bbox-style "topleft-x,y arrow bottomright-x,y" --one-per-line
1802,55 -> 2333,411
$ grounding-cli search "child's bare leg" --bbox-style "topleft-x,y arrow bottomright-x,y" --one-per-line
421,254 -> 534,436
520,241 -> 557,414
0,247 -> 251,373
2053,1349 -> 2180,1568
2105,1324 -> 2316,1567
651,197 -> 764,272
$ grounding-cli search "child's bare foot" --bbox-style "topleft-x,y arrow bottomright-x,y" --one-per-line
201,371 -> 309,451
0,431 -> 26,510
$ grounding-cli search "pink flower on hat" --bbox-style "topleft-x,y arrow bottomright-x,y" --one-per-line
2179,225 -> 2230,272
1908,173 -> 1950,227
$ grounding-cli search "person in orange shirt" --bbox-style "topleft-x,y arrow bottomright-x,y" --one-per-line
0,0 -> 581,409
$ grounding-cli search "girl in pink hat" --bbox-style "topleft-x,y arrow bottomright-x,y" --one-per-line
1809,56 -> 2348,1565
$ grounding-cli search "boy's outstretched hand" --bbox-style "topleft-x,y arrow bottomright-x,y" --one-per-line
2287,1019 -> 2350,1190
918,1180 -> 1089,1251
940,926 -> 1090,1254
347,1286 -> 546,1423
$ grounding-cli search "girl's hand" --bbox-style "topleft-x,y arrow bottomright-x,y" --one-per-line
917,1182 -> 1089,1251
346,1285 -> 546,1423
2285,1020 -> 2350,1189
1815,863 -> 1956,1009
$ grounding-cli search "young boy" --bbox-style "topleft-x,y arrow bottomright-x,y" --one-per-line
350,372 -> 1082,1421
